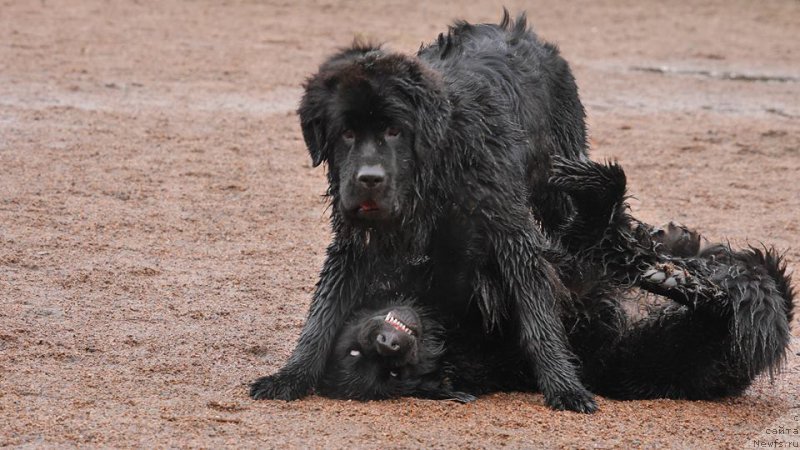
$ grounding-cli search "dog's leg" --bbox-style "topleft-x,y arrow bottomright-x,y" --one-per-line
250,241 -> 362,400
548,156 -> 627,254
548,157 -> 794,398
548,157 -> 729,305
487,226 -> 597,413
612,223 -> 731,306
585,246 -> 794,400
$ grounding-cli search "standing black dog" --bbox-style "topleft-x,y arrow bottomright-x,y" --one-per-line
250,12 -> 598,412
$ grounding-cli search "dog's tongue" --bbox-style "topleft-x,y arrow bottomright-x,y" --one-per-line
360,200 -> 379,211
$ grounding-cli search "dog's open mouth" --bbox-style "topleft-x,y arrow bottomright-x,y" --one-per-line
384,311 -> 415,336
359,200 -> 380,212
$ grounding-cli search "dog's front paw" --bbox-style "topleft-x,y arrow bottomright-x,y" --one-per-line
249,373 -> 310,401
546,388 -> 598,414
643,262 -> 689,289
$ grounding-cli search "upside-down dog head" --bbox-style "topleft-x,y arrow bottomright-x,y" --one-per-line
317,302 -> 449,401
298,42 -> 450,228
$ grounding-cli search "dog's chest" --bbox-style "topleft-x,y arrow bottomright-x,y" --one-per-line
363,253 -> 431,299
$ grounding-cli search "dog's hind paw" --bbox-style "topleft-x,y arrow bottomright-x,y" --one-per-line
415,386 -> 478,403
549,157 -> 625,192
249,372 -> 310,401
643,262 -> 689,289
548,157 -> 627,209
549,157 -> 596,192
545,388 -> 598,414
450,391 -> 478,404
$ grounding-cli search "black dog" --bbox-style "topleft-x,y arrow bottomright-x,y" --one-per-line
251,12 -> 599,412
318,159 -> 796,401
315,300 -> 480,402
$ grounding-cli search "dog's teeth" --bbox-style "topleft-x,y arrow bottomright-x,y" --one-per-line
384,312 -> 414,335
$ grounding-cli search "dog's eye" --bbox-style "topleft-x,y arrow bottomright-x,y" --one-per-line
385,127 -> 401,138
349,349 -> 361,357
389,370 -> 399,378
342,130 -> 355,141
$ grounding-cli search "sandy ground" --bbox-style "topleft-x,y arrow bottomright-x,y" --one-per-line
1,0 -> 799,448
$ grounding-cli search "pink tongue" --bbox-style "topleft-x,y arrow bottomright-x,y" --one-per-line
360,201 -> 378,211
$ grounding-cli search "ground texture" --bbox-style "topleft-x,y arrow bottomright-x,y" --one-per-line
1,0 -> 799,448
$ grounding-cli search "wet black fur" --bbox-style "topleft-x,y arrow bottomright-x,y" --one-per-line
316,300 -> 476,403
250,12 -> 599,412
319,158 -> 795,401
553,159 -> 794,398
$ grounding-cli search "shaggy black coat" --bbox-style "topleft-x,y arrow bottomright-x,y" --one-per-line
250,12 -> 597,412
552,158 -> 795,399
318,159 -> 795,401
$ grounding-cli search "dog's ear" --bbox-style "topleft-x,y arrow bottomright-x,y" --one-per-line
299,44 -> 384,167
298,76 -> 331,167
402,62 -> 451,159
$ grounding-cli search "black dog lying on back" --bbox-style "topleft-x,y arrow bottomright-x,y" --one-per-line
317,159 -> 796,402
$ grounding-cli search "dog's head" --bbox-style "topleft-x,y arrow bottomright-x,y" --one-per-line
298,44 -> 450,227
317,303 -> 446,401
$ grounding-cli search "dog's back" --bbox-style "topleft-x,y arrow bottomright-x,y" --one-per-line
418,10 -> 587,231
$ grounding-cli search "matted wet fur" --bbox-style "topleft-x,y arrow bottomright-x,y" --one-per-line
250,12 -> 598,412
318,159 -> 795,401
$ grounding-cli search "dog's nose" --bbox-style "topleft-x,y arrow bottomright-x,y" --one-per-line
376,332 -> 401,355
357,165 -> 386,189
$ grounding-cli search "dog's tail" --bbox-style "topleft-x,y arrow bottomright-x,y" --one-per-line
728,246 -> 795,378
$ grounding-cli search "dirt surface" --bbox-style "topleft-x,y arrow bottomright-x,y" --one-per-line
1,0 -> 799,448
